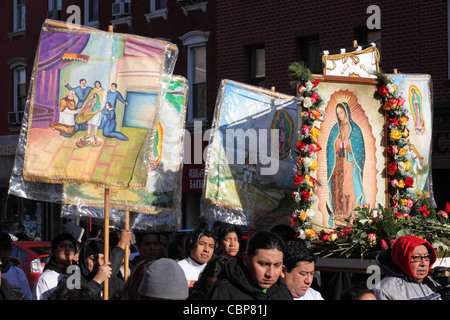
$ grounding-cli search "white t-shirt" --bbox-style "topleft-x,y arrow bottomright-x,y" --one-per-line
33,269 -> 67,300
178,256 -> 206,288
294,287 -> 324,300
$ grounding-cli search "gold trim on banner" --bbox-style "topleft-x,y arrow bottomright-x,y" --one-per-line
322,46 -> 380,74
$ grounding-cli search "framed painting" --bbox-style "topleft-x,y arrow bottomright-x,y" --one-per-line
312,75 -> 387,229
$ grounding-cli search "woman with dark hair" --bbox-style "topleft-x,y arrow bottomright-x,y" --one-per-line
206,231 -> 292,300
217,223 -> 242,258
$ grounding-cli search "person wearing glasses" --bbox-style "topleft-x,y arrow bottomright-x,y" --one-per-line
374,235 -> 443,300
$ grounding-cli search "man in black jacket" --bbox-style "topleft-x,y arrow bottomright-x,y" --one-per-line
206,231 -> 292,300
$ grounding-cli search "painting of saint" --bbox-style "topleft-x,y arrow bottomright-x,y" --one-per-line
315,82 -> 382,230
326,101 -> 366,227
409,85 -> 425,135
272,110 -> 293,158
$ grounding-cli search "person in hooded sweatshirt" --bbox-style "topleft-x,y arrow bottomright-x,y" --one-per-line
76,236 -> 129,299
206,230 -> 292,300
33,233 -> 78,300
374,235 -> 443,300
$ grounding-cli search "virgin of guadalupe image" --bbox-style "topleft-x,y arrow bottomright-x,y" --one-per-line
272,110 -> 293,159
75,92 -> 103,147
326,102 -> 366,227
409,86 -> 425,135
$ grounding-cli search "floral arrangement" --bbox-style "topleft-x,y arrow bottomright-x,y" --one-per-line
287,64 -> 450,259
315,201 -> 450,259
288,62 -> 324,245
374,70 -> 416,215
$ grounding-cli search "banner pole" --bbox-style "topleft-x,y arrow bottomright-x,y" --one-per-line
104,187 -> 110,300
124,210 -> 130,282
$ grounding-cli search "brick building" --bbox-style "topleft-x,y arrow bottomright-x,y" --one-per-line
0,0 -> 449,239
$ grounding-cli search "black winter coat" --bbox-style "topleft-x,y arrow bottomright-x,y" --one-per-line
206,258 -> 292,300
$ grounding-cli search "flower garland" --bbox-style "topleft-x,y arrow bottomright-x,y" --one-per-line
288,62 -> 325,245
374,71 -> 416,216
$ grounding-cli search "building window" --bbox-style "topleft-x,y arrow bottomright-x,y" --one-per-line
356,27 -> 382,53
180,31 -> 210,122
298,35 -> 321,74
85,0 -> 99,24
145,0 -> 168,21
47,0 -> 62,20
152,0 -> 167,11
14,0 -> 26,32
14,68 -> 27,113
247,45 -> 265,87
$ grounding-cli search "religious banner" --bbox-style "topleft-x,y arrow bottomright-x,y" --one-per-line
22,20 -> 178,189
387,73 -> 433,198
313,76 -> 387,229
61,76 -> 188,231
322,45 -> 380,78
201,80 -> 298,228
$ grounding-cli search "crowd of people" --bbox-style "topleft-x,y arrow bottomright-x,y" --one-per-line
0,221 -> 449,301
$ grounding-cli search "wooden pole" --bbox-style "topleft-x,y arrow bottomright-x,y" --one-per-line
124,211 -> 130,282
103,188 -> 110,300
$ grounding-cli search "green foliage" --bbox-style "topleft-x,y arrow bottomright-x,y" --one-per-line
288,61 -> 313,83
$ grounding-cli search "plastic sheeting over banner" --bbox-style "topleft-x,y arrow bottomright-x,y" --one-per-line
388,73 -> 435,201
201,80 -> 298,228
61,76 -> 188,231
22,20 -> 178,188
9,20 -> 183,231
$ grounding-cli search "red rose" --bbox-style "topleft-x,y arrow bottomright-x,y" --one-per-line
388,118 -> 399,126
301,190 -> 310,201
312,79 -> 320,87
378,85 -> 389,96
445,202 -> 450,213
294,174 -> 304,185
404,177 -> 414,188
387,162 -> 398,175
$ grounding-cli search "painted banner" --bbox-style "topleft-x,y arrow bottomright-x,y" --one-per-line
22,20 -> 178,188
61,76 -> 188,231
322,46 -> 380,78
314,76 -> 386,229
201,80 -> 298,228
388,73 -> 433,199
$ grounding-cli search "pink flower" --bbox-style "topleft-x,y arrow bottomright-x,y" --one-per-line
380,239 -> 388,249
310,93 -> 318,103
406,199 -> 414,209
390,179 -> 398,188
398,97 -> 406,106
301,125 -> 310,135
437,210 -> 449,219
367,233 -> 377,244
392,145 -> 398,154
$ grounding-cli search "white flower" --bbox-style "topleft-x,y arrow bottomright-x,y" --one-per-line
298,229 -> 306,240
397,161 -> 406,173
305,81 -> 314,91
387,83 -> 395,94
303,97 -> 312,109
302,157 -> 313,168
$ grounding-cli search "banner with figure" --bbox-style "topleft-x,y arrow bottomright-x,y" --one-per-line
61,76 -> 188,231
201,80 -> 298,228
22,20 -> 178,188
388,73 -> 433,199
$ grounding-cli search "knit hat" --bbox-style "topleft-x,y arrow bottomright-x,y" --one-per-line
138,258 -> 189,300
51,233 -> 78,254
84,239 -> 104,257
62,222 -> 85,242
0,232 -> 12,248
